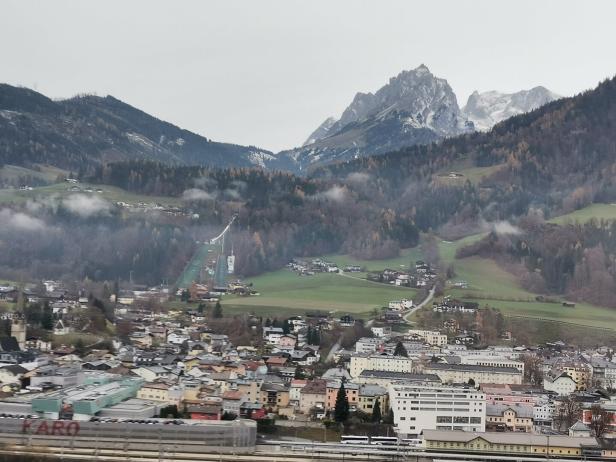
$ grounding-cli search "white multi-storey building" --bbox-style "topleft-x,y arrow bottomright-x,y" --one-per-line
406,329 -> 448,347
355,337 -> 383,354
542,372 -> 577,395
349,353 -> 414,378
533,401 -> 555,430
388,383 -> 486,438
423,364 -> 522,385
461,356 -> 525,374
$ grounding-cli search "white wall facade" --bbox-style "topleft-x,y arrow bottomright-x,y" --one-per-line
388,383 -> 486,438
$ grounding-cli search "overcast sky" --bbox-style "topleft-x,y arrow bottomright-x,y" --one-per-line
2,1 -> 616,152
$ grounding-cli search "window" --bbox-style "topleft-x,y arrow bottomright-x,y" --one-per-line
470,417 -> 481,424
437,416 -> 453,423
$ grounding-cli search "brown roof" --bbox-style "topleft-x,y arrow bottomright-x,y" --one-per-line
301,379 -> 327,395
222,390 -> 244,400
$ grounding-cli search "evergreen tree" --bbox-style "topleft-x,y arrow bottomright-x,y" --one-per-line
294,365 -> 306,379
282,318 -> 291,335
371,400 -> 382,423
334,382 -> 350,423
312,327 -> 321,345
197,303 -> 205,314
212,301 -> 223,319
74,339 -> 87,357
180,290 -> 190,302
393,341 -> 408,357
383,408 -> 394,425
41,301 -> 53,330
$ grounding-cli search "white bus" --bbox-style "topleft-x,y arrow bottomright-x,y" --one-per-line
370,436 -> 399,446
400,438 -> 422,448
341,435 -> 370,445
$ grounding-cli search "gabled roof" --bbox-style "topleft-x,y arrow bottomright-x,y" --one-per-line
486,403 -> 533,418
570,420 -> 590,431
0,337 -> 20,352
0,364 -> 28,375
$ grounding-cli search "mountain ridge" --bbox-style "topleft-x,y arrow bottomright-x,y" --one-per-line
0,84 -> 276,172
293,66 -> 558,172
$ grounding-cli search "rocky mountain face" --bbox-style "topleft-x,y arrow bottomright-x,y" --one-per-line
282,65 -> 473,171
303,116 -> 336,146
462,86 -> 560,131
0,84 -> 275,172
290,67 -> 559,173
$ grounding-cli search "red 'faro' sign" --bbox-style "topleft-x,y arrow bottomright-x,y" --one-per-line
22,419 -> 80,436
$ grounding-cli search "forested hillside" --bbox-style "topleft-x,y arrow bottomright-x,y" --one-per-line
86,75 -> 616,308
316,76 -> 616,218
0,84 -> 276,171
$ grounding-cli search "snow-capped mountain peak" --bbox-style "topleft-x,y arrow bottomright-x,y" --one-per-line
462,86 -> 560,131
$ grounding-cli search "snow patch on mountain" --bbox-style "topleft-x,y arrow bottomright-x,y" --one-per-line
247,150 -> 278,169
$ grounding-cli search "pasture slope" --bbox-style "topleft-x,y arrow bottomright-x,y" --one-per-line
224,258 -> 418,319
438,234 -> 616,330
548,203 -> 616,225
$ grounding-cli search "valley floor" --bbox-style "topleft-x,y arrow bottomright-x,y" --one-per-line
227,232 -> 616,331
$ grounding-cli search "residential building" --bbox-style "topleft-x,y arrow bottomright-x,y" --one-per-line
355,370 -> 441,388
486,404 -> 534,432
325,381 -> 359,411
259,383 -> 289,412
423,363 -> 522,385
461,356 -> 525,374
289,379 -> 307,407
356,384 -> 388,415
355,338 -> 383,354
543,372 -> 577,396
349,353 -> 414,378
299,379 -> 327,414
407,329 -> 448,347
136,382 -> 182,406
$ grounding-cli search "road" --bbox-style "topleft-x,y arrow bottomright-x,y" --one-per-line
324,334 -> 344,363
403,286 -> 435,323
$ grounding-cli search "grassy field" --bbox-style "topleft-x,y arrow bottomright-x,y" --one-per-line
0,181 -> 182,207
224,264 -> 416,318
438,234 -> 616,330
549,203 -> 616,225
323,247 -> 423,273
433,163 -> 506,186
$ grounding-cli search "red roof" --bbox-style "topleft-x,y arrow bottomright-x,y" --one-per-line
222,390 -> 244,400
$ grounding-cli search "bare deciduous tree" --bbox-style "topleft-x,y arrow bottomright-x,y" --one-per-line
521,354 -> 544,386
588,404 -> 612,438
553,396 -> 582,432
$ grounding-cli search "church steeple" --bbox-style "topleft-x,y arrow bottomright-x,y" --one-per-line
11,313 -> 27,351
